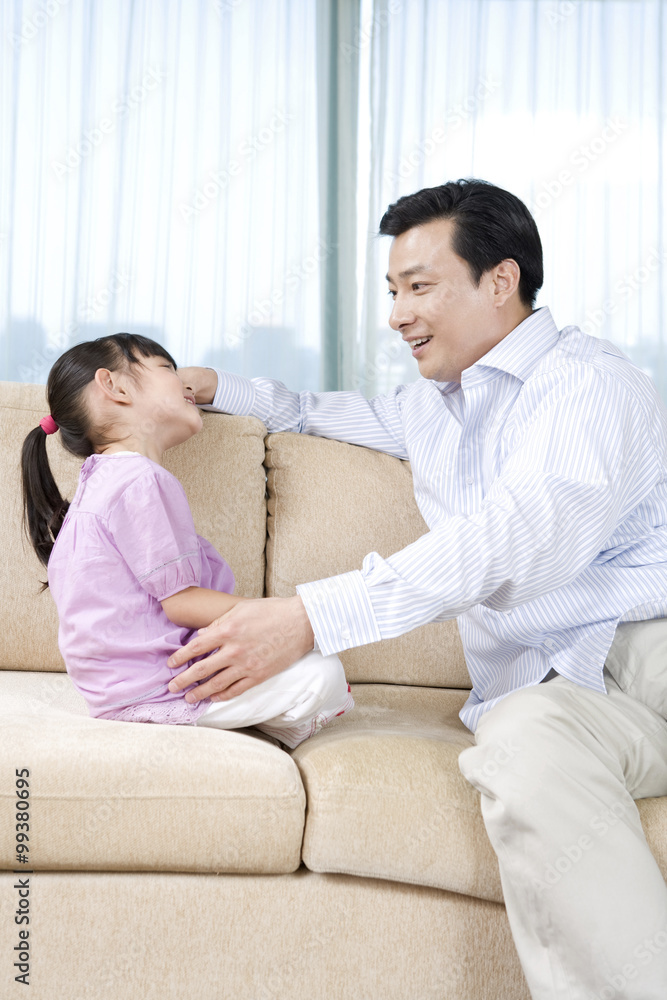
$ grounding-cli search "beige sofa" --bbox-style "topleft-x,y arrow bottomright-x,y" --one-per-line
2,381 -> 666,1000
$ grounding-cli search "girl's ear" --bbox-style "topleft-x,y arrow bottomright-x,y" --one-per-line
93,368 -> 132,404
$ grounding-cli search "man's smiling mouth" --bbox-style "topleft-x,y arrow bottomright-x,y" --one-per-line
406,336 -> 432,356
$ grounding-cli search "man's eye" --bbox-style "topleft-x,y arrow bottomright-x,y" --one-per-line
387,289 -> 397,298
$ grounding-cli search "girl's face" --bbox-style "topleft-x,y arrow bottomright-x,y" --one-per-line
130,355 -> 203,452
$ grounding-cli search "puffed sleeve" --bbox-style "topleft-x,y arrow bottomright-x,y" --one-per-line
198,535 -> 236,595
107,466 -> 203,601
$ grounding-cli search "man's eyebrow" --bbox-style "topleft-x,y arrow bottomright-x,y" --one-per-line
385,265 -> 434,283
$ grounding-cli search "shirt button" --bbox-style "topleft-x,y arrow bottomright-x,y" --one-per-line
466,476 -> 474,486
340,627 -> 351,640
545,639 -> 556,650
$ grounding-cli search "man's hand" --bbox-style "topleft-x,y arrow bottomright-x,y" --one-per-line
177,366 -> 218,406
167,595 -> 315,702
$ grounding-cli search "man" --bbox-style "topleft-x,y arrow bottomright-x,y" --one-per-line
173,179 -> 667,998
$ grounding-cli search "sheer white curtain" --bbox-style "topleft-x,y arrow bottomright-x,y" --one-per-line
355,0 -> 667,398
0,0 -> 326,389
2,0 -> 666,398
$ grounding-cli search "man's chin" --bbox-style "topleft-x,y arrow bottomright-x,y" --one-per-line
417,359 -> 452,383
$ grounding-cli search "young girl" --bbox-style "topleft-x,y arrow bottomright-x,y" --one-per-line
21,333 -> 353,748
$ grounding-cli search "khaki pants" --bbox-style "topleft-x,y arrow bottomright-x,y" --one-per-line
459,621 -> 667,1000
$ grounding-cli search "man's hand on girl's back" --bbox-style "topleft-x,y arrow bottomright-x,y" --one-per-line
167,595 -> 315,702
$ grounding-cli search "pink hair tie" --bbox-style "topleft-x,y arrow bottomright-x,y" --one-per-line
39,415 -> 59,435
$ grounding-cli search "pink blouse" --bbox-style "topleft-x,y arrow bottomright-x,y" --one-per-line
48,452 -> 235,724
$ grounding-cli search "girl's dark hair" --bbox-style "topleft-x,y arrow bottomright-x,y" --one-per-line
21,333 -> 177,575
379,178 -> 543,308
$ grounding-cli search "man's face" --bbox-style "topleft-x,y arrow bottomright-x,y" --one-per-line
386,217 -> 507,383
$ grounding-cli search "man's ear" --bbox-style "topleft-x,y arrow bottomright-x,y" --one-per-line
492,259 -> 521,306
93,368 -> 132,404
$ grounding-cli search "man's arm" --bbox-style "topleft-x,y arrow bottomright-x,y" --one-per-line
177,366 -> 410,460
168,365 -> 664,701
297,366 -> 665,653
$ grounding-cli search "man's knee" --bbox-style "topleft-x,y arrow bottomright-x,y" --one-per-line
459,683 -> 571,793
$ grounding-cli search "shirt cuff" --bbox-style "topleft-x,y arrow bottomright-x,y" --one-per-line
198,368 -> 256,415
296,570 -> 382,656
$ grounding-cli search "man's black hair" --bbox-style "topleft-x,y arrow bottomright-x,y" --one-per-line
379,179 -> 543,308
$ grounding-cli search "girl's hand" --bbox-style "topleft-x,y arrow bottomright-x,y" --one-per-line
166,596 -> 315,702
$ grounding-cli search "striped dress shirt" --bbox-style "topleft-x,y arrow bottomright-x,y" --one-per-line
207,307 -> 667,731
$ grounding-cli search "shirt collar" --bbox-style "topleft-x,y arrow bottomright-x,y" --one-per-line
461,306 -> 560,387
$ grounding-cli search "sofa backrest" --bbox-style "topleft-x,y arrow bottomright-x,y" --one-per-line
265,432 -> 470,689
2,381 -> 470,689
0,382 -> 267,672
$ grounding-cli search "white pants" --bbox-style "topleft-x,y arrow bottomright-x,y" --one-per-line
195,649 -> 353,749
458,620 -> 667,1000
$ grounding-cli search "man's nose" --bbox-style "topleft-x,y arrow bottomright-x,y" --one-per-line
388,294 -> 416,331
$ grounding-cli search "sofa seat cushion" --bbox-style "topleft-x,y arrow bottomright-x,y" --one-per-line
0,672 -> 305,874
292,683 -> 504,901
292,683 -> 667,904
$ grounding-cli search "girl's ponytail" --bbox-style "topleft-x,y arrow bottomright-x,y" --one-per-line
21,424 -> 69,571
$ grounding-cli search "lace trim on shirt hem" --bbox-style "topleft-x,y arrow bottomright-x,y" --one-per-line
104,699 -> 210,725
